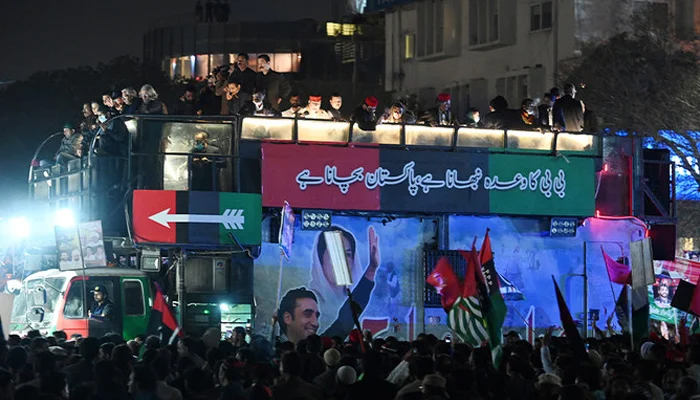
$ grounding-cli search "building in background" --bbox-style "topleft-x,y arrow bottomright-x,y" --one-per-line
371,0 -> 696,117
143,17 -> 384,87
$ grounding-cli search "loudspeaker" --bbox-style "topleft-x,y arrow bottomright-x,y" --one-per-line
649,224 -> 676,261
643,149 -> 671,216
268,216 -> 280,244
596,154 -> 631,216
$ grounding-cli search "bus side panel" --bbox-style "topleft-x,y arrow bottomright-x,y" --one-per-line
56,277 -> 88,338
120,277 -> 152,341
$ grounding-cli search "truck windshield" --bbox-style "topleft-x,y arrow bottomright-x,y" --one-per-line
11,277 -> 65,325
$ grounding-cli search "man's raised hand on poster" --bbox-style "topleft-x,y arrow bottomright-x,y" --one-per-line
365,226 -> 380,281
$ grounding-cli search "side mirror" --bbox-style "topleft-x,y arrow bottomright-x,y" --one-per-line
28,306 -> 45,324
33,286 -> 47,305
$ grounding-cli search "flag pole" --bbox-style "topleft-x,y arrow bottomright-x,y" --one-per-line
600,246 -> 619,307
506,303 -> 531,327
275,250 -> 285,308
627,282 -> 633,350
583,242 -> 589,338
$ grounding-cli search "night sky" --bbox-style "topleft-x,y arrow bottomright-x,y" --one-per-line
0,0 -> 346,213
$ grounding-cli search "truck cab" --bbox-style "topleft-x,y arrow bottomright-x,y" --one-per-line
11,268 -> 152,340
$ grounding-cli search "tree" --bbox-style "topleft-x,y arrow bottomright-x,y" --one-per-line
0,56 -> 181,212
563,18 -> 700,194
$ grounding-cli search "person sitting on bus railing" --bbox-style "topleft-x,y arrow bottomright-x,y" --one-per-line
352,96 -> 379,131
419,93 -> 459,127
281,92 -> 303,118
137,84 -> 168,115
300,94 -> 331,120
55,123 -> 83,166
379,102 -> 416,125
250,89 -> 280,117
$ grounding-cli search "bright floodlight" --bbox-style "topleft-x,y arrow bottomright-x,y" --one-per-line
9,217 -> 31,239
219,303 -> 230,312
53,208 -> 76,228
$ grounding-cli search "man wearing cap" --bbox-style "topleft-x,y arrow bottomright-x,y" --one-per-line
351,96 -> 379,131
420,93 -> 458,127
89,285 -> 115,322
313,348 -> 341,397
55,123 -> 83,166
300,95 -> 331,120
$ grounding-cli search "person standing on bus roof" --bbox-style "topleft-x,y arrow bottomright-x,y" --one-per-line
89,285 -> 114,322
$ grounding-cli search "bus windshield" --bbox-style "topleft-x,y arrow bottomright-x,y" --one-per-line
11,277 -> 65,326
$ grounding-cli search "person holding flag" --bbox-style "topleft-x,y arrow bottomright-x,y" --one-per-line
448,240 -> 489,347
148,283 -> 184,345
478,229 -> 507,368
426,229 -> 507,367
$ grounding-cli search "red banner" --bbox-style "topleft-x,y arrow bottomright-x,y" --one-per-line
132,190 -> 177,244
261,143 -> 380,210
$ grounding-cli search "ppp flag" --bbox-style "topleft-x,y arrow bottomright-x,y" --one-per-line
448,247 -> 489,347
552,276 -> 588,362
148,283 -> 183,345
602,247 -> 631,285
479,229 -> 507,368
426,257 -> 461,312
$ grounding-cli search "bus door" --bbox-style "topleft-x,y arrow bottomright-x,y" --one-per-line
120,277 -> 150,340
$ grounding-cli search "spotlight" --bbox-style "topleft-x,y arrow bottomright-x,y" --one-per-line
550,217 -> 578,237
53,208 -> 76,228
301,210 -> 332,231
9,217 -> 31,239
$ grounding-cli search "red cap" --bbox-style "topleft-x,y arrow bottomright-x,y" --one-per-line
321,336 -> 334,350
364,96 -> 379,108
437,93 -> 451,102
309,95 -> 322,102
349,329 -> 363,344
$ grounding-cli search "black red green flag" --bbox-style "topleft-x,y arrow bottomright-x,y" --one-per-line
478,230 -> 507,367
552,276 -> 588,362
148,283 -> 183,345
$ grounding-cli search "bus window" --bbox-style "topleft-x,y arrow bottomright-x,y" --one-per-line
63,281 -> 85,319
123,280 -> 145,316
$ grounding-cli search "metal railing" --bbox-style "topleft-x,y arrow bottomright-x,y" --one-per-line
27,114 -> 609,219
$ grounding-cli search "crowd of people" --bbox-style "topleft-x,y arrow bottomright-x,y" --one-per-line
50,51 -> 594,166
4,321 -> 700,400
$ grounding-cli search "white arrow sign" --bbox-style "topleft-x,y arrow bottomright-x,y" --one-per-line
148,208 -> 245,230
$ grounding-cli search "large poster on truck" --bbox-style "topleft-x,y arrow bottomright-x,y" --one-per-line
253,216 -> 432,343
439,215 -> 644,340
